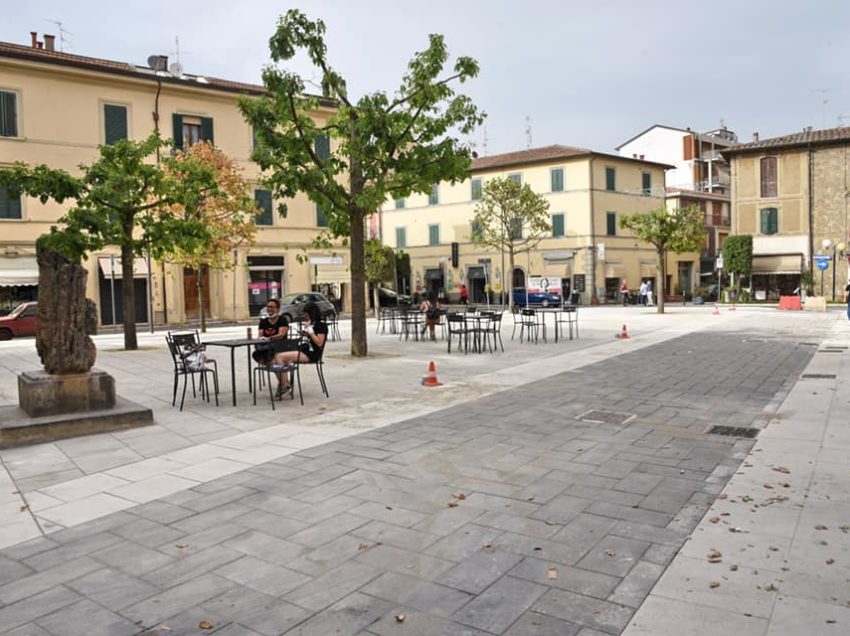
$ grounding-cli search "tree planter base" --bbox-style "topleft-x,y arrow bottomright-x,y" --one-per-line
18,369 -> 116,417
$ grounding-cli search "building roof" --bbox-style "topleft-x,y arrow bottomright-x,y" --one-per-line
722,126 -> 850,155
471,144 -> 674,173
615,124 -> 691,150
0,39 -> 333,105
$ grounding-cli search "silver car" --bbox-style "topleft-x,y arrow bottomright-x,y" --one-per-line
276,292 -> 335,322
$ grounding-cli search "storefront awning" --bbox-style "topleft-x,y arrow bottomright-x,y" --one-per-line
0,256 -> 38,287
97,256 -> 150,279
752,254 -> 803,275
314,264 -> 349,285
424,268 -> 443,280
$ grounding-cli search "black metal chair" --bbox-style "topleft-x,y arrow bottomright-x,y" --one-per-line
518,308 -> 545,344
481,310 -> 505,352
252,355 -> 296,410
323,309 -> 341,341
165,333 -> 219,411
167,329 -> 218,376
291,338 -> 329,405
446,312 -> 471,354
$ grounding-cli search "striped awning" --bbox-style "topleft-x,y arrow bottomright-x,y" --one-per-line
0,257 -> 38,287
751,254 -> 802,274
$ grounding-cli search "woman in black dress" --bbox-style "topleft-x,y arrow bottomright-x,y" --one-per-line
272,302 -> 328,397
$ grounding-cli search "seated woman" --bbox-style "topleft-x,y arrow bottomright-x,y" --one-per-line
272,301 -> 328,397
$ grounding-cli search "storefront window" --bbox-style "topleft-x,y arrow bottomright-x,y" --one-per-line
247,256 -> 285,317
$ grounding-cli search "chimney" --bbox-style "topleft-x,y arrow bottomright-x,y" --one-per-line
30,31 -> 38,48
752,132 -> 759,142
44,34 -> 55,52
37,41 -> 43,49
639,154 -> 645,160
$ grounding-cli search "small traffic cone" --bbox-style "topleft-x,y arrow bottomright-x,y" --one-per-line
729,303 -> 736,312
421,361 -> 443,387
712,303 -> 721,315
615,324 -> 630,339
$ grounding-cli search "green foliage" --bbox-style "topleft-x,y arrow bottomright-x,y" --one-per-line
240,9 -> 484,356
471,178 -> 551,253
722,235 -> 753,282
364,240 -> 395,285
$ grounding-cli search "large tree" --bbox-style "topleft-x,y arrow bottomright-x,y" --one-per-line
0,134 -> 220,349
240,9 -> 484,357
162,141 -> 258,332
722,234 -> 753,295
364,239 -> 397,317
620,205 -> 706,314
471,177 -> 551,308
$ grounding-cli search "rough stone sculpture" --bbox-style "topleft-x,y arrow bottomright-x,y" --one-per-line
35,249 -> 97,374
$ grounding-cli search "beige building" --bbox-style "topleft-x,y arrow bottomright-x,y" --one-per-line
0,32 -> 348,323
723,126 -> 850,301
379,145 -> 698,304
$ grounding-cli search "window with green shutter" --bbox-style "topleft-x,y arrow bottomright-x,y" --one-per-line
255,189 -> 273,226
200,117 -> 214,144
552,213 -> 565,237
606,212 -> 616,236
396,227 -> 406,248
0,90 -> 19,137
104,104 -> 128,145
470,219 -> 482,241
508,173 -> 522,185
550,168 -> 564,192
0,187 -> 22,219
315,134 -> 330,160
173,114 -> 213,149
605,167 -> 616,191
429,224 -> 440,245
429,185 -> 439,205
394,198 -> 405,209
760,207 -> 778,234
471,178 -> 482,201
316,203 -> 328,227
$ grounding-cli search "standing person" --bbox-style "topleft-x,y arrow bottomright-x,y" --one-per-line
639,280 -> 648,306
619,279 -> 629,305
646,280 -> 654,307
460,284 -> 469,305
420,292 -> 441,341
272,302 -> 328,397
845,277 -> 850,320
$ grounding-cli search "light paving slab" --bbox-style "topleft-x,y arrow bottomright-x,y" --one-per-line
35,493 -> 136,528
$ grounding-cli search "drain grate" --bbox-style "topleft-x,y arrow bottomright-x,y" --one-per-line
578,409 -> 635,425
707,425 -> 760,438
801,373 -> 837,379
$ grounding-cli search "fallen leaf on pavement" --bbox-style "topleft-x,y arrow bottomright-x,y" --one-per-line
763,484 -> 773,489
395,614 -> 405,623
717,494 -> 728,500
709,517 -> 720,524
815,525 -> 828,530
385,505 -> 393,510
175,544 -> 189,549
19,505 -> 28,512
604,548 -> 616,557
826,558 -> 835,565
708,549 -> 723,563
483,541 -> 493,549
839,525 -> 849,533
357,543 -> 370,551
730,564 -> 739,571
198,621 -> 213,630
547,566 -> 558,580
710,581 -> 720,588
772,466 -> 791,474
780,482 -> 790,488
452,493 -> 466,500
768,546 -> 778,552
447,502 -> 459,508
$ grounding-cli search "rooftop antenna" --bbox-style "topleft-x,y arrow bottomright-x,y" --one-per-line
811,88 -> 830,129
45,19 -> 72,51
525,115 -> 533,149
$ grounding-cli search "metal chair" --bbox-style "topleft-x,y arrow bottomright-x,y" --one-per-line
518,308 -> 545,344
291,338 -> 329,406
165,333 -> 219,411
446,312 -> 471,354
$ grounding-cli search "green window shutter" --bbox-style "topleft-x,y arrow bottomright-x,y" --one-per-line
0,187 -> 22,219
200,117 -> 214,144
771,210 -> 778,234
394,198 -> 405,209
471,179 -> 482,200
172,114 -> 184,149
429,185 -> 439,205
761,207 -> 778,234
0,91 -> 18,137
396,227 -> 406,248
605,167 -> 616,191
470,220 -> 481,241
551,169 -> 564,192
606,212 -> 616,236
104,104 -> 128,145
255,189 -> 273,226
429,224 -> 440,245
552,213 -> 564,237
315,134 -> 330,160
316,203 -> 328,227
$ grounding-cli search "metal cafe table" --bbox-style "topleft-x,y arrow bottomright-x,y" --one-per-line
203,337 -> 262,406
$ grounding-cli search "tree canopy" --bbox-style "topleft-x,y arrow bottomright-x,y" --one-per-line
471,177 -> 551,306
620,205 -> 705,313
0,134 -> 221,349
239,9 -> 484,356
722,234 -> 753,291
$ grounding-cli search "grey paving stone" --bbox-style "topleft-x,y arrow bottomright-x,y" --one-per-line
532,587 -> 634,633
348,500 -> 429,528
161,521 -> 263,557
412,505 -> 485,537
0,586 -> 83,632
531,494 -> 593,524
0,554 -> 33,587
217,555 -> 311,597
613,472 -> 665,496
283,591 -> 393,635
367,608 -> 493,636
360,571 -> 473,616
65,566 -> 159,611
285,531 -> 375,577
220,530 -> 307,566
108,517 -> 185,548
354,520 -> 441,552
356,543 -> 456,582
201,587 -> 311,636
575,535 -> 651,578
230,509 -> 310,539
503,611 -> 581,636
609,520 -> 688,546
452,575 -> 548,634
473,510 -> 563,539
22,533 -> 124,571
607,560 -> 666,608
179,485 -> 257,513
0,556 -> 103,605
509,556 -> 620,598
284,560 -> 383,612
286,512 -> 370,548
423,524 -> 504,562
121,573 -> 235,626
642,542 -> 681,566
436,548 -> 524,594
0,537 -> 58,562
3,623 -> 52,636
168,502 -> 255,534
34,598 -> 138,636
140,545 -> 243,588
586,501 -> 673,527
92,541 -> 174,575
125,500 -> 195,525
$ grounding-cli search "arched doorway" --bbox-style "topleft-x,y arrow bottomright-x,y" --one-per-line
512,267 -> 526,290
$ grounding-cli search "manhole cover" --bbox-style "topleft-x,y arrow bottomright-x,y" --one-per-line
707,425 -> 759,438
578,409 -> 635,425
801,373 -> 837,379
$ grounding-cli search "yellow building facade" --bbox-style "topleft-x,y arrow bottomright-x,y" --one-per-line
380,145 -> 698,304
0,35 -> 348,323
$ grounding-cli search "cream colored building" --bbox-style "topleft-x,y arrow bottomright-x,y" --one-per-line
380,145 -> 698,304
0,32 -> 348,323
723,126 -> 850,301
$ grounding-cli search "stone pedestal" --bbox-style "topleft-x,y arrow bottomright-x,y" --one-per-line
18,369 -> 116,417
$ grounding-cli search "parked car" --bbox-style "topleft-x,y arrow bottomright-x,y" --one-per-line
0,302 -> 38,340
277,292 -> 335,322
377,287 -> 412,307
512,287 -> 561,307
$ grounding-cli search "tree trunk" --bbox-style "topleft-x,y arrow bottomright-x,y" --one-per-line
656,248 -> 666,314
508,247 -> 516,312
198,265 -> 207,333
349,207 -> 367,357
121,236 -> 138,350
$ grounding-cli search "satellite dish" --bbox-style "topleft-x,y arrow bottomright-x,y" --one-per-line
147,55 -> 167,71
169,62 -> 184,77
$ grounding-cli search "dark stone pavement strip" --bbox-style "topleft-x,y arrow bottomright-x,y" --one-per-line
0,332 -> 818,635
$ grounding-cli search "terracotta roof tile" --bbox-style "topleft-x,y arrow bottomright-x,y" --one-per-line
723,126 -> 850,154
471,145 -> 591,171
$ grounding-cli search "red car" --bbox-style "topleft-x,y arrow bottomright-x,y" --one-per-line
0,302 -> 38,340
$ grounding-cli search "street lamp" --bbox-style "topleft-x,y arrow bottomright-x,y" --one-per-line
822,239 -> 848,300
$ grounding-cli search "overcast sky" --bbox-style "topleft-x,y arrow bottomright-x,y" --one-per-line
5,0 -> 850,154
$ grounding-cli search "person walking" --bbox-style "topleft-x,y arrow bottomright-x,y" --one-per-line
646,280 -> 654,307
420,292 -> 441,341
460,284 -> 469,305
639,280 -> 647,306
845,277 -> 850,320
619,279 -> 629,305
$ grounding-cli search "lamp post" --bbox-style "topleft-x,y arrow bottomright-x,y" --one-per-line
823,239 -> 848,300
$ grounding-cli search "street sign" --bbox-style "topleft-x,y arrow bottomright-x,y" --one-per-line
816,259 -> 830,271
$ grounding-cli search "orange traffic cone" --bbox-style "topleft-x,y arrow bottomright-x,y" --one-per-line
616,324 -> 630,339
712,303 -> 720,315
421,361 -> 443,387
